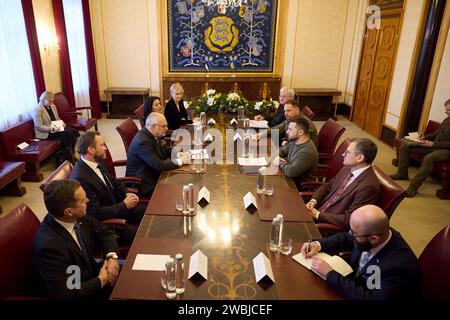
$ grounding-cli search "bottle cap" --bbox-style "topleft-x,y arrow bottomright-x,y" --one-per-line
188,183 -> 194,188
183,185 -> 190,191
276,214 -> 284,220
175,253 -> 183,260
166,257 -> 175,266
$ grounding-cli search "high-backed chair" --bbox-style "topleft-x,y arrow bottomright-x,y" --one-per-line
53,92 -> 98,132
39,160 -> 74,191
300,139 -> 352,200
302,106 -> 315,120
0,203 -> 45,299
315,166 -> 406,237
419,225 -> 450,299
317,119 -> 346,165
115,117 -> 139,153
134,104 -> 145,129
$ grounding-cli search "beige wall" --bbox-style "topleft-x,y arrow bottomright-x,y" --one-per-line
281,0 -> 364,104
429,27 -> 450,122
32,0 -> 62,94
384,0 -> 426,130
90,0 -> 161,100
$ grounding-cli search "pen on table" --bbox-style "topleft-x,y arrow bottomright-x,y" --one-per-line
306,240 -> 311,256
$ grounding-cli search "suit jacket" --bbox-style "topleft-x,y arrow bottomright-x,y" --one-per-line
164,98 -> 192,130
313,166 -> 380,230
318,228 -> 420,300
70,159 -> 128,221
267,104 -> 285,127
126,127 -> 179,197
32,214 -> 119,300
32,104 -> 61,139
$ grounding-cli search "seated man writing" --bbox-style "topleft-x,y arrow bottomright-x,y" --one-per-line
301,205 -> 420,300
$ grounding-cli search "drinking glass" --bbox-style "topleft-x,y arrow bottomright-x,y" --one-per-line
279,238 -> 293,255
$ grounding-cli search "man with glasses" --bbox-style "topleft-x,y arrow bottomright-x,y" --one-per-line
126,112 -> 190,197
305,138 -> 380,230
301,205 -> 420,300
254,87 -> 294,127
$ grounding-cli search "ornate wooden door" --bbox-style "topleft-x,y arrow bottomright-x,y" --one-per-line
352,11 -> 402,138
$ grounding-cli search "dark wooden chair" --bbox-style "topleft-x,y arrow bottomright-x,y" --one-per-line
0,203 -> 46,299
134,104 -> 145,129
419,224 -> 450,299
317,118 -> 346,165
115,117 -> 139,153
302,106 -> 315,120
54,92 -> 98,131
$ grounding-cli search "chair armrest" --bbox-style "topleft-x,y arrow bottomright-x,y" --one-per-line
316,223 -> 343,237
101,218 -> 126,228
299,191 -> 314,203
117,176 -> 142,184
300,181 -> 324,191
318,152 -> 332,159
59,111 -> 82,116
113,159 -> 127,167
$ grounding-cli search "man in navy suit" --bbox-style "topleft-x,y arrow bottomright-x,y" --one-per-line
301,205 -> 420,300
70,131 -> 145,245
126,112 -> 190,197
32,179 -> 120,300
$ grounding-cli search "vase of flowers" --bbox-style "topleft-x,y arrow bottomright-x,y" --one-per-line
222,91 -> 250,115
252,98 -> 280,119
195,89 -> 224,115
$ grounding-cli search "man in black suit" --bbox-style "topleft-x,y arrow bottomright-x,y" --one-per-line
301,205 -> 420,300
32,179 -> 120,300
70,131 -> 145,245
254,87 -> 294,127
126,112 -> 190,197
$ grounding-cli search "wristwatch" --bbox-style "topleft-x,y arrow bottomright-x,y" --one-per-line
106,252 -> 119,260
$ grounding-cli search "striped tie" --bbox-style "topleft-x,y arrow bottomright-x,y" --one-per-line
319,172 -> 353,212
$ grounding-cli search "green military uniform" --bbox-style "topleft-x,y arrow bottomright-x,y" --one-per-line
396,116 -> 450,192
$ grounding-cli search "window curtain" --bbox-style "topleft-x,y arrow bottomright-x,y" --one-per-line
0,0 -> 39,130
52,0 -> 76,108
81,0 -> 101,118
21,0 -> 46,99
62,0 -> 90,108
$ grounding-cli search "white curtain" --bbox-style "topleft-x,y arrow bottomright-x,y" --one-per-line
63,0 -> 90,108
0,0 -> 38,130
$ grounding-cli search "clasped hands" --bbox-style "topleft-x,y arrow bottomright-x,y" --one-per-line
123,193 -> 139,209
98,258 -> 120,287
305,200 -> 320,219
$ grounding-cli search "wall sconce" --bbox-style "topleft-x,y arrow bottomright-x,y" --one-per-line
38,24 -> 59,55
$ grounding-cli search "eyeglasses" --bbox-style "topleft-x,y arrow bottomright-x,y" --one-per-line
155,124 -> 168,129
343,150 -> 361,156
349,229 -> 380,238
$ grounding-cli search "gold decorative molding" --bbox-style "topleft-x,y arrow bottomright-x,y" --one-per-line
259,82 -> 271,100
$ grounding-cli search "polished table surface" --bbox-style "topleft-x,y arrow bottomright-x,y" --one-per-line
112,164 -> 322,300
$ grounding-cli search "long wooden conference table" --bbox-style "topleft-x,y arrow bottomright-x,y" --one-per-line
111,161 -> 342,300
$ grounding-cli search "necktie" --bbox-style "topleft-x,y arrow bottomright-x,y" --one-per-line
358,251 -> 371,274
97,164 -> 114,193
319,172 -> 354,212
74,222 -> 95,275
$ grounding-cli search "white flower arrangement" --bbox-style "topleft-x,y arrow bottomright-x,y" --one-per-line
206,89 -> 216,96
227,92 -> 240,101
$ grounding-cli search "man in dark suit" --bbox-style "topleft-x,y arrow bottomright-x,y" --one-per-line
32,179 -> 120,300
254,87 -> 295,127
301,205 -> 420,300
305,138 -> 380,230
126,112 -> 190,197
70,131 -> 145,245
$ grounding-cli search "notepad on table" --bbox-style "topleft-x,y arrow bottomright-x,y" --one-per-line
292,252 -> 353,280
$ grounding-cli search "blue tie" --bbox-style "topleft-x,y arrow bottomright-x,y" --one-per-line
74,222 -> 95,275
